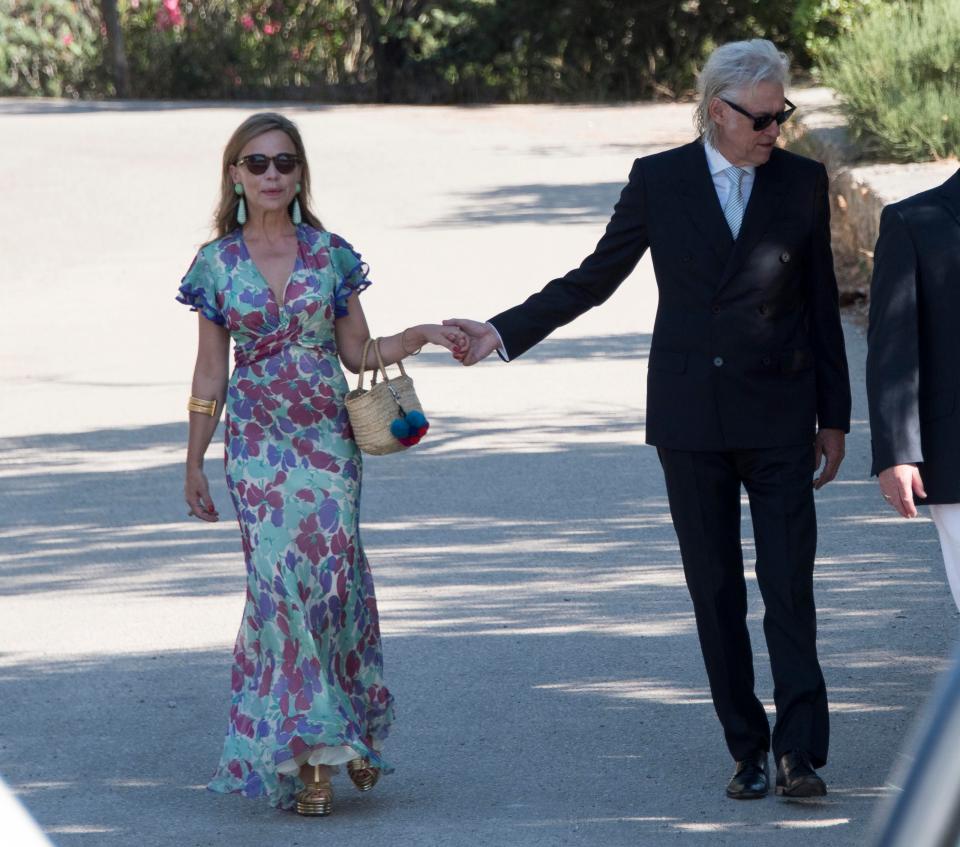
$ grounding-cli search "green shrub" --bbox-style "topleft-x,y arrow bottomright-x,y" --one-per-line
119,0 -> 361,99
821,0 -> 960,161
0,0 -> 104,96
789,0 -> 897,67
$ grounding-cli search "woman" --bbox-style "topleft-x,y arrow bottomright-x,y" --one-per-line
177,112 -> 467,815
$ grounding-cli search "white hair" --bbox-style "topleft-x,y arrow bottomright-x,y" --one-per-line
695,39 -> 791,146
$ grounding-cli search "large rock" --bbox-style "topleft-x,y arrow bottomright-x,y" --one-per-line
786,87 -> 958,304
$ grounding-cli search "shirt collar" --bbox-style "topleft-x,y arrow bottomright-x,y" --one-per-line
704,141 -> 756,178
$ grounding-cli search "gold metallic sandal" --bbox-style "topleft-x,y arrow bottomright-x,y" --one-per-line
346,757 -> 381,792
295,765 -> 333,816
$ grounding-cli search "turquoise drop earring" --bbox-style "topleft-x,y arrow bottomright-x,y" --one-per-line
292,183 -> 302,225
234,183 -> 247,225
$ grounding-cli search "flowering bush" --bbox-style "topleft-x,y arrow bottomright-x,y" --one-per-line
120,0 -> 360,99
0,0 -> 105,96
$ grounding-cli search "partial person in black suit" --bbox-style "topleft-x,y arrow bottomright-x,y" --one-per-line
445,39 -> 850,799
867,171 -> 960,610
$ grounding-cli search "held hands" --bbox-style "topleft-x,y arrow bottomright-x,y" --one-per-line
441,319 -> 501,365
185,466 -> 219,522
414,324 -> 471,362
813,428 -> 845,490
878,463 -> 927,518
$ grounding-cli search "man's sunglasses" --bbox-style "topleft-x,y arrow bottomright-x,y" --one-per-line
236,153 -> 302,175
719,98 -> 797,132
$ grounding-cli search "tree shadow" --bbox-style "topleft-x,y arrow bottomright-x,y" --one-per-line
2,327 -> 956,845
420,181 -> 628,228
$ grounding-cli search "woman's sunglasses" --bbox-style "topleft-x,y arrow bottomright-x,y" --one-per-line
720,98 -> 797,132
236,153 -> 301,175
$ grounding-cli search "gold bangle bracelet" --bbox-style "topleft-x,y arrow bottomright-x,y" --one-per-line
187,396 -> 217,417
400,327 -> 422,356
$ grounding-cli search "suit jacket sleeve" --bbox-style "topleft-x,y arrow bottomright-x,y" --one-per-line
489,159 -> 649,360
809,165 -> 852,432
866,205 -> 922,474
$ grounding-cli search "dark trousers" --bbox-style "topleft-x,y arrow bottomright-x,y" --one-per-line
657,444 -> 829,768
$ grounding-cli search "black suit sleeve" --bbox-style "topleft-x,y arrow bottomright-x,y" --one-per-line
489,159 -> 649,360
866,205 -> 922,474
809,165 -> 852,432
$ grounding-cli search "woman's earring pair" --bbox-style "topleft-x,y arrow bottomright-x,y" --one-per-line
233,182 -> 301,226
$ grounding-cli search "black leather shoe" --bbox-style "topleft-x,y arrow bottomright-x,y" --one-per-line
775,750 -> 827,798
725,752 -> 768,799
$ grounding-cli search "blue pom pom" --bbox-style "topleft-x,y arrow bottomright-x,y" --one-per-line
390,417 -> 411,439
405,410 -> 427,429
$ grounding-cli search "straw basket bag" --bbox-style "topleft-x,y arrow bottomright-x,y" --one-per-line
345,338 -> 426,455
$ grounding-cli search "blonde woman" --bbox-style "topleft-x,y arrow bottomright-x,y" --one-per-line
178,112 -> 467,814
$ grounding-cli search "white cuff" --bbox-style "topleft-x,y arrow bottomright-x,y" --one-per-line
487,322 -> 509,362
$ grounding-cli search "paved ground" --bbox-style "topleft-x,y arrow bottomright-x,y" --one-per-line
1,94 -> 956,846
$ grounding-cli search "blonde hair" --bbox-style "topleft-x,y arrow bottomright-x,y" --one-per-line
695,40 -> 791,146
212,112 -> 323,239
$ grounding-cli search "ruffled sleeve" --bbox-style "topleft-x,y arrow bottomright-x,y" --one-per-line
176,249 -> 226,326
329,234 -> 373,319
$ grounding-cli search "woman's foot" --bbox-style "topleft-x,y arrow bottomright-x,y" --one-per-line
295,764 -> 333,816
346,757 -> 381,792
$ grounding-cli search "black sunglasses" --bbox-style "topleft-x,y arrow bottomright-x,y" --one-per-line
719,97 -> 797,132
236,153 -> 302,175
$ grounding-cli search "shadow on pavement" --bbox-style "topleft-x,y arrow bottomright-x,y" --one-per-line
1,332 -> 956,845
421,181 -> 628,228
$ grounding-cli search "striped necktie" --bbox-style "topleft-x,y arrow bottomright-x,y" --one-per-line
722,166 -> 746,239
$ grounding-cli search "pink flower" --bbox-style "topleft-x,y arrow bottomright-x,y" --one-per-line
155,2 -> 184,30
263,21 -> 280,35
240,13 -> 255,31
62,33 -> 74,46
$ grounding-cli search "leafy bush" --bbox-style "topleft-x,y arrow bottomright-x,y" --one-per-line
0,0 -> 104,96
821,0 -> 960,161
789,0 -> 898,67
120,0 -> 362,99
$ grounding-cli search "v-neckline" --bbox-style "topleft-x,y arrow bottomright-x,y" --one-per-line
240,226 -> 303,310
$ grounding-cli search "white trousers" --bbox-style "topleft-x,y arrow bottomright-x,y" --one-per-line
930,503 -> 960,612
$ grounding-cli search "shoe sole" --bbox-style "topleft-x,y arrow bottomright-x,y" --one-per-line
775,783 -> 827,798
726,790 -> 768,800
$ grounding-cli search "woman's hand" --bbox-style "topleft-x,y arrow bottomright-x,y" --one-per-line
416,324 -> 471,361
185,466 -> 220,522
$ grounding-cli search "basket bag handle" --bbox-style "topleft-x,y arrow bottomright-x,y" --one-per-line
354,337 -> 407,391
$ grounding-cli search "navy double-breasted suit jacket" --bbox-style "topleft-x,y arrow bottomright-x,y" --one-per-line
866,170 -> 960,503
490,141 -> 852,450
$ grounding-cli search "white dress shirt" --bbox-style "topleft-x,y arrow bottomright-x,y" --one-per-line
703,141 -> 756,210
491,142 -> 756,361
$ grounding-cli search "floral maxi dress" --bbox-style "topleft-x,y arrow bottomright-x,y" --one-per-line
177,224 -> 394,810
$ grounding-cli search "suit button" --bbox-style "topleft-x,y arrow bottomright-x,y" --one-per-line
682,254 -> 692,263
713,356 -> 724,367
758,304 -> 768,316
711,304 -> 721,315
780,251 -> 791,263
761,355 -> 772,366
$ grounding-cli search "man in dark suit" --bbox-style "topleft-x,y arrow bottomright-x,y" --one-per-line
446,39 -> 850,799
867,171 -> 960,610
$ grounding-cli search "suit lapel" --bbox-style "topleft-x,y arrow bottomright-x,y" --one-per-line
717,154 -> 786,291
678,142 -> 735,264
937,168 -> 960,228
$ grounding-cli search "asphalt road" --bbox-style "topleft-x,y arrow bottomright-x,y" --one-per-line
1,94 -> 956,846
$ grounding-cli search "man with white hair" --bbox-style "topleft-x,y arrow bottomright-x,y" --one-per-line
446,39 -> 850,799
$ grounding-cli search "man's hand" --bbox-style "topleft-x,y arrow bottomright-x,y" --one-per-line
813,428 -> 845,490
878,463 -> 927,518
442,318 -> 502,365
